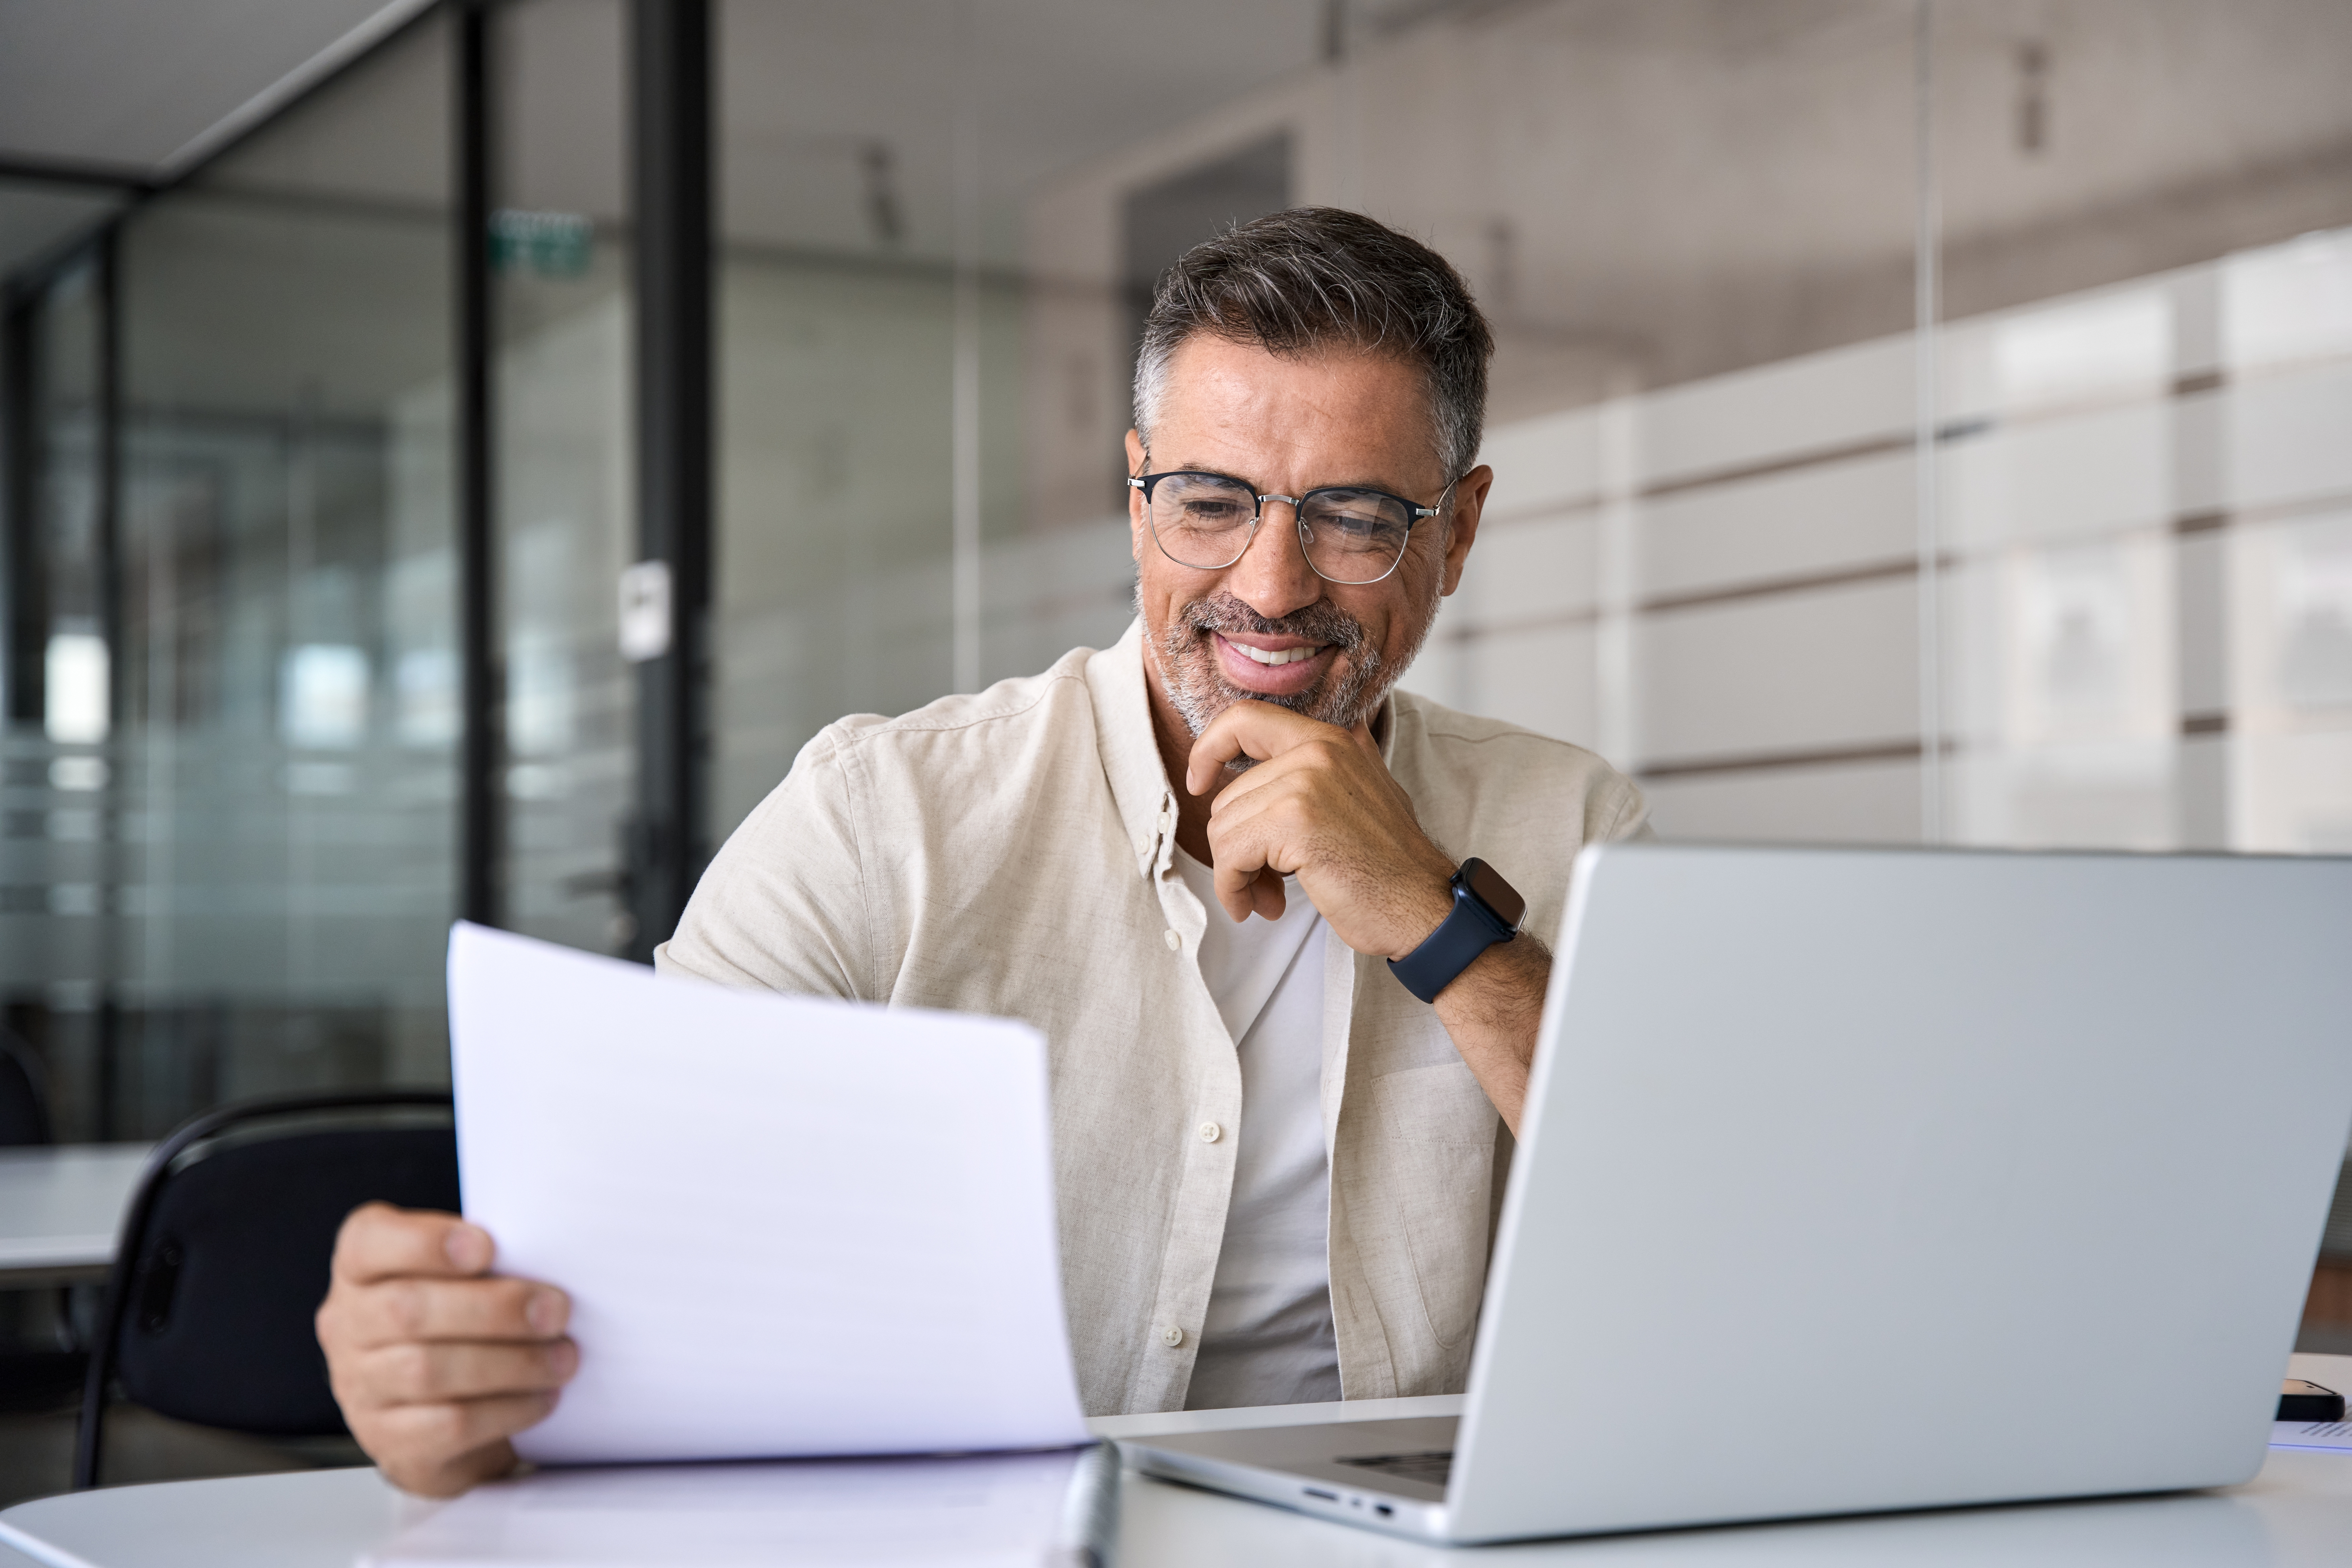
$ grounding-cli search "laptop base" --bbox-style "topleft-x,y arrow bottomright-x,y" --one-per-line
1122,1416 -> 1456,1544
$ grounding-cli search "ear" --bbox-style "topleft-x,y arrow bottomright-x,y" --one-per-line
1439,464 -> 1493,597
1125,429 -> 1149,565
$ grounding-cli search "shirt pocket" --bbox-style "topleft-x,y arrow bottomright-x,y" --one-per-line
1367,1061 -> 1498,1351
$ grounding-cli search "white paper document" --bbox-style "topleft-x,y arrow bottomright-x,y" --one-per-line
2271,1420 -> 2352,1452
447,922 -> 1091,1466
360,1445 -> 1114,1568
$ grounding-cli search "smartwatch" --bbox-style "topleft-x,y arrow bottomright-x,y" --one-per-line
1387,859 -> 1527,1004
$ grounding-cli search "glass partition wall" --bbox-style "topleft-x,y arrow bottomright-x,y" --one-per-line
4,250 -> 110,1135
3,0 -> 2348,1313
492,0 -> 636,956
1928,0 -> 2352,858
3,12 -> 457,1141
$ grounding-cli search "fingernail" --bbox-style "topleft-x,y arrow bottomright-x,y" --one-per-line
549,1339 -> 580,1378
525,1289 -> 564,1335
447,1222 -> 494,1279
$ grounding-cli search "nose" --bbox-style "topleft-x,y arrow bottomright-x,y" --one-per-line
1222,496 -> 1324,621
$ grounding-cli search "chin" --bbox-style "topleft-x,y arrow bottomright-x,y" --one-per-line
1137,583 -> 1420,740
1165,636 -> 1382,739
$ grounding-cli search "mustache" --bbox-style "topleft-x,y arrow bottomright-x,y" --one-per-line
1177,592 -> 1367,653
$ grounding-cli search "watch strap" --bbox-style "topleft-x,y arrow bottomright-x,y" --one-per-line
1387,861 -> 1519,1005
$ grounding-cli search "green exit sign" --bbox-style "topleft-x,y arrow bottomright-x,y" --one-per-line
491,209 -> 593,279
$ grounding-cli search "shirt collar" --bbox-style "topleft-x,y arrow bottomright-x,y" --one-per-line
1089,618 -> 1179,880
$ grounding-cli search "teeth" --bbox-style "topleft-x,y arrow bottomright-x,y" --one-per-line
1231,641 -> 1319,667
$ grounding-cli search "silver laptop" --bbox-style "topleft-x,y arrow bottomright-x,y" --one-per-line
1124,842 -> 2352,1545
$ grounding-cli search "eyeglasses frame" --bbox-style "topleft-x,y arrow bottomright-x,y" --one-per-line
1126,465 -> 1462,587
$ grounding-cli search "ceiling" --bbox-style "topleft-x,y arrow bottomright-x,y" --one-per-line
0,0 -> 1329,280
0,0 -> 431,278
0,0 -> 418,172
7,0 -> 2349,404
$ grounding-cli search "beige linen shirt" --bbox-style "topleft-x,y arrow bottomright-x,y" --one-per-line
656,618 -> 1647,1416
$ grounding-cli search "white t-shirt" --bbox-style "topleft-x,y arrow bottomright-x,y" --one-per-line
1173,848 -> 1344,1410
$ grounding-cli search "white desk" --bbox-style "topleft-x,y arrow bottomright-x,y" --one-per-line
4,1355 -> 2348,1567
0,1145 -> 150,1288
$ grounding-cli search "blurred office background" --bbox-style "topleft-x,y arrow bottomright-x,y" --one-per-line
2,0 -> 2349,1383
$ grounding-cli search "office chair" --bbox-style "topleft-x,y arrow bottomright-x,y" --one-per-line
0,1026 -> 52,1146
74,1088 -> 459,1489
0,1026 -> 83,1415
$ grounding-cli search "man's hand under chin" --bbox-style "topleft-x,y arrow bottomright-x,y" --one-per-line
1184,699 -> 1454,952
1184,698 -> 1553,1134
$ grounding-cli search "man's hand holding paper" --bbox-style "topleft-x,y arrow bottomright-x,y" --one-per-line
316,1205 -> 577,1497
412,924 -> 1087,1478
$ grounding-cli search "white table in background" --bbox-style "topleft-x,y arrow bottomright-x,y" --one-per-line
0,1145 -> 150,1288
3,1355 -> 2348,1567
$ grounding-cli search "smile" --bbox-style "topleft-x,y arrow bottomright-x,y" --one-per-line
1226,642 -> 1322,667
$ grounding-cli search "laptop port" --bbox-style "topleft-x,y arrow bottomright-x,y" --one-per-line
1303,1488 -> 1338,1502
1375,1504 -> 1393,1517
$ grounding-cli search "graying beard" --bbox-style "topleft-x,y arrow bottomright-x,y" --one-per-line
1140,588 -> 1416,761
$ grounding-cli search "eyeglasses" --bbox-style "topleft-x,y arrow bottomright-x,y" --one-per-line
1127,467 -> 1456,586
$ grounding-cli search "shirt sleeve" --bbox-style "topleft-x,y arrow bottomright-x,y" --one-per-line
653,727 -> 874,1000
1597,770 -> 1654,843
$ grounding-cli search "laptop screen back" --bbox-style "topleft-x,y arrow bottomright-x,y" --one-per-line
1450,844 -> 2352,1543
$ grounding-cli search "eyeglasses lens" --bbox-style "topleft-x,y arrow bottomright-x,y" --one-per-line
1147,473 -> 1260,568
1298,490 -> 1413,584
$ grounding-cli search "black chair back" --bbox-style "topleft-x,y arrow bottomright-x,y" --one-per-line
0,1026 -> 72,1415
0,1028 -> 52,1146
75,1089 -> 458,1488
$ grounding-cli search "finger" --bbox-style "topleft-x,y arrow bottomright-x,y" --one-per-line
1185,700 -> 1329,795
348,1337 -> 580,1408
1249,867 -> 1287,922
332,1274 -> 569,1350
1197,726 -> 1362,822
1204,779 -> 1300,923
1198,743 -> 1292,811
1212,856 -> 1260,923
378,1430 -> 527,1501
1206,815 -> 1294,925
369,1399 -> 549,1496
334,1203 -> 497,1286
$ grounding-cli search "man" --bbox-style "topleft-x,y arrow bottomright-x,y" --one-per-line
316,208 -> 1648,1496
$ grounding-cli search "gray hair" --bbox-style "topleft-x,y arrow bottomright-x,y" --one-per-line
1133,207 -> 1494,483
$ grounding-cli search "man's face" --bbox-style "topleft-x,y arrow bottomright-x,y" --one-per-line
1127,335 -> 1490,744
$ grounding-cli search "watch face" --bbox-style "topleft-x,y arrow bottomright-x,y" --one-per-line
1461,859 -> 1526,929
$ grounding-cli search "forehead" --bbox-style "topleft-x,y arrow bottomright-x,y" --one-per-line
1154,335 -> 1441,483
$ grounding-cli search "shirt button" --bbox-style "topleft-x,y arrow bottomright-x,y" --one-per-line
1161,1326 -> 1185,1348
1198,1121 -> 1221,1143
1136,836 -> 1150,855
1164,929 -> 1180,950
